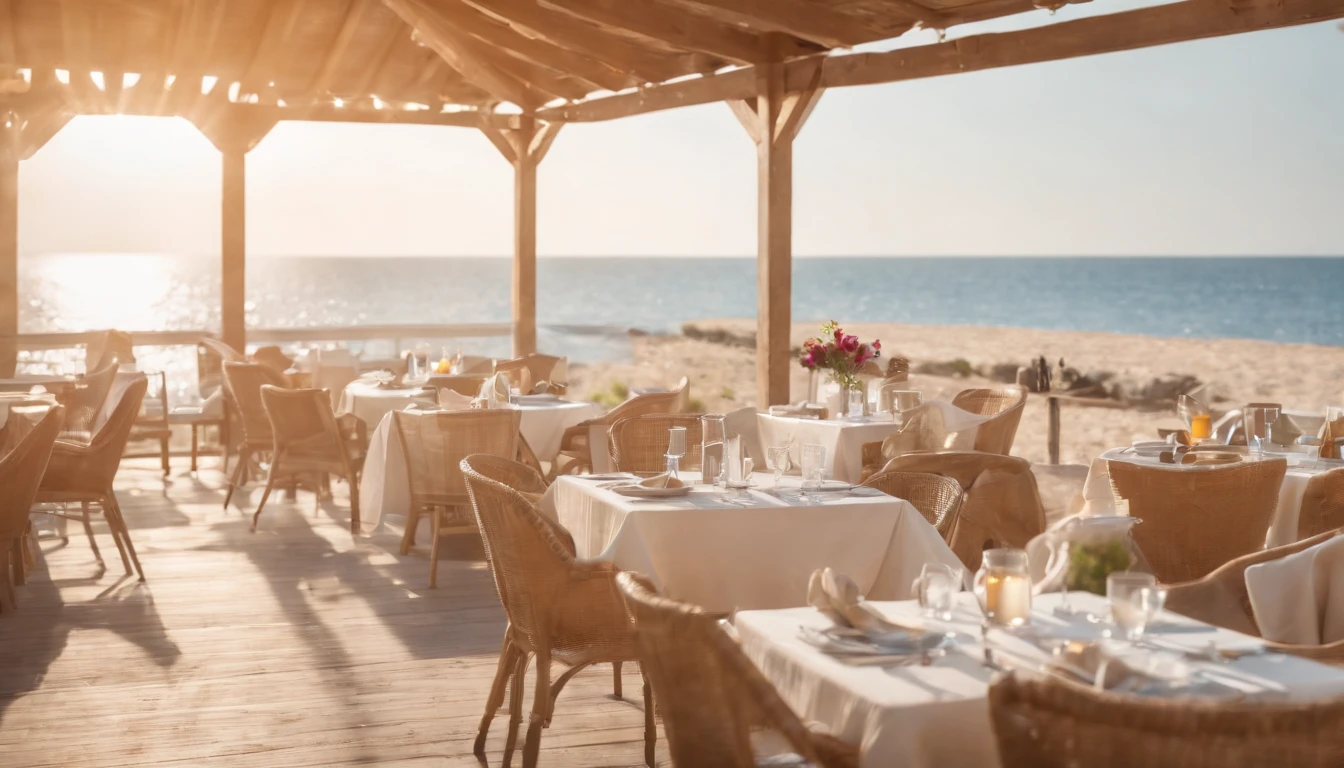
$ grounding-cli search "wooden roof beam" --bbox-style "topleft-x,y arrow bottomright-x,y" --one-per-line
308,0 -> 373,100
0,0 -> 17,71
348,18 -> 405,98
239,0 -> 311,97
536,0 -> 814,64
660,0 -> 888,48
541,0 -> 1344,122
460,0 -> 716,81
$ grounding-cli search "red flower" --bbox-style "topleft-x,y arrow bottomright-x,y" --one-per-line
841,334 -> 859,354
833,327 -> 846,345
872,340 -> 882,352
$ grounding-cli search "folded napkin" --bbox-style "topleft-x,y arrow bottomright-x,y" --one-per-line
1246,535 -> 1344,645
476,372 -> 512,408
1051,641 -> 1166,691
530,380 -> 566,396
437,388 -> 475,411
1320,417 -> 1344,460
603,472 -> 684,492
807,567 -> 917,635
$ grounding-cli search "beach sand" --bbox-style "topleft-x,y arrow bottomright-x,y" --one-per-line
570,319 -> 1344,467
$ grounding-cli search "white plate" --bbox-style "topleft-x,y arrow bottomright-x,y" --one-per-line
611,485 -> 693,498
514,393 -> 562,403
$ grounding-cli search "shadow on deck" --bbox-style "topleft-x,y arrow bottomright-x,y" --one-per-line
0,459 -> 666,767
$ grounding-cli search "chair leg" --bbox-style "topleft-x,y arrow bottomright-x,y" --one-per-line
347,473 -> 361,536
80,502 -> 103,564
642,669 -> 656,767
476,633 -> 518,757
503,651 -> 529,768
160,437 -> 171,476
11,539 -> 26,586
104,494 -> 145,581
223,452 -> 248,508
0,547 -> 15,613
251,463 -> 281,533
429,509 -> 441,588
190,425 -> 199,473
399,506 -> 420,555
612,661 -> 623,699
522,648 -> 551,768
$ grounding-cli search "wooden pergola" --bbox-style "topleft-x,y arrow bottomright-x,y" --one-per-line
2,0 -> 1340,405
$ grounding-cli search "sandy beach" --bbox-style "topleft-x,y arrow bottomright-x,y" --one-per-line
570,319 -> 1344,467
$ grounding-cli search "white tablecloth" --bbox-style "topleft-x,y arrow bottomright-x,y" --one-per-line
338,382 -> 436,428
1082,448 -> 1329,549
736,592 -> 1344,768
538,473 -> 962,612
359,400 -> 602,534
756,415 -> 905,484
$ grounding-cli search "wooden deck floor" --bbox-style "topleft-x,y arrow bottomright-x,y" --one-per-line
0,460 -> 667,767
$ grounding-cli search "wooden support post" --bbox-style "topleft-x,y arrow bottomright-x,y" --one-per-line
1048,395 -> 1062,465
731,50 -> 824,406
192,111 -> 276,356
0,114 -> 17,377
480,117 -> 562,358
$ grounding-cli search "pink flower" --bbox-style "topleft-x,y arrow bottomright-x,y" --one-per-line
833,327 -> 845,345
872,340 -> 882,352
841,334 -> 859,354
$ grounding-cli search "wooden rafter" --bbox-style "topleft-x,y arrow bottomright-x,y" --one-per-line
419,0 -> 633,93
541,0 -> 1344,122
308,0 -> 372,100
460,0 -> 696,82
19,110 -> 73,160
661,0 -> 884,48
874,0 -> 952,30
239,0 -> 310,97
536,0 -> 799,65
0,0 -> 17,69
385,0 -> 535,105
349,18 -> 405,98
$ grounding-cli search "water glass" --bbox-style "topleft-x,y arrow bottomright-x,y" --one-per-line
847,387 -> 865,420
914,563 -> 961,621
800,444 -> 826,490
879,386 -> 923,416
701,413 -> 726,485
1243,403 -> 1281,454
666,426 -> 687,481
1107,571 -> 1163,640
766,445 -> 792,488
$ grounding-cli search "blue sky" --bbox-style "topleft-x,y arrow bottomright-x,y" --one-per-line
16,13 -> 1344,258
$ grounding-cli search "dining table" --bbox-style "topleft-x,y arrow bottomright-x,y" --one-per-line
1082,447 -> 1341,548
735,591 -> 1344,768
756,401 -> 992,484
537,471 -> 963,612
337,380 -> 438,428
358,398 -> 602,535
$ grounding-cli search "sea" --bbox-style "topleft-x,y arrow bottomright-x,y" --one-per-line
19,254 -> 1344,399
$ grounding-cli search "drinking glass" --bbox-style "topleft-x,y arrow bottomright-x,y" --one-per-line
406,352 -> 421,381
665,426 -> 687,481
800,444 -> 826,490
1243,403 -> 1281,455
847,387 -> 865,420
766,445 -> 792,489
700,414 -> 726,485
1177,394 -> 1212,441
1107,571 -> 1162,640
879,385 -> 923,417
913,563 -> 961,621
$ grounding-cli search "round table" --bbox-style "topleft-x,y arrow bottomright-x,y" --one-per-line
337,382 -> 437,428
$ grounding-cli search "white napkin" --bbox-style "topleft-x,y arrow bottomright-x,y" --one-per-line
603,472 -> 684,493
1246,536 -> 1344,645
551,356 -> 569,385
725,435 -> 742,482
437,388 -> 475,411
476,372 -> 512,408
806,567 -> 918,634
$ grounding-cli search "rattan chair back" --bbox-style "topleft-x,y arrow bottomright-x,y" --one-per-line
495,354 -> 565,392
223,362 -> 288,449
202,337 -> 246,363
1108,458 -> 1286,583
861,470 -> 964,534
0,405 -> 64,542
40,376 -> 147,495
1298,468 -> 1344,540
951,386 -> 1027,455
63,363 -> 119,436
990,672 -> 1344,768
396,409 -> 521,507
260,386 -> 347,467
610,414 -> 704,474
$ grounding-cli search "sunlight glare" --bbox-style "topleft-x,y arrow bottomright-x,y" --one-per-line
35,253 -> 177,332
227,81 -> 241,102
54,69 -> 70,85
333,97 -> 344,107
123,73 -> 141,88
200,75 -> 217,94
90,71 -> 105,91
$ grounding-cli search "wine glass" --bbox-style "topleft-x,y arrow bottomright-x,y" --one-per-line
766,445 -> 791,489
1243,403 -> 1281,456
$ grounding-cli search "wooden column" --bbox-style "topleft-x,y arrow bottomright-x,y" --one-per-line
729,54 -> 824,406
193,112 -> 276,355
480,117 -> 562,358
0,116 -> 17,377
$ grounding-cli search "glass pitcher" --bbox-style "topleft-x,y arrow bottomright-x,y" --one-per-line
974,548 -> 1032,627
700,413 -> 726,486
1036,515 -> 1148,619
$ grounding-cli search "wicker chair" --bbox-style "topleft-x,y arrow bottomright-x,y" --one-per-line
494,353 -> 566,393
1297,468 -> 1344,540
951,386 -> 1027,455
36,377 -> 149,580
428,374 -> 488,398
1164,528 -> 1344,663
393,409 -> 521,587
461,455 -> 653,768
59,362 -> 119,442
1108,458 -> 1286,584
875,451 -> 1046,571
610,413 -> 704,475
990,672 -> 1344,768
201,337 -> 246,363
251,386 -> 366,534
861,470 -> 964,535
125,370 -> 172,475
553,377 -> 690,478
221,362 -> 290,510
0,405 -> 63,612
617,572 -> 858,768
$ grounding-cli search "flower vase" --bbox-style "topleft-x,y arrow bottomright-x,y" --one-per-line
845,384 -> 865,420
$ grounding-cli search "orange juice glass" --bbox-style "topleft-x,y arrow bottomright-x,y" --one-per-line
1190,413 -> 1212,440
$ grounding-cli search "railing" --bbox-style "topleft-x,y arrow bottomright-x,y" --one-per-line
8,322 -> 516,354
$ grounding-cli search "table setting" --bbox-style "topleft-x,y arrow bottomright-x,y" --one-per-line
537,466 -> 961,612
735,566 -> 1344,768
